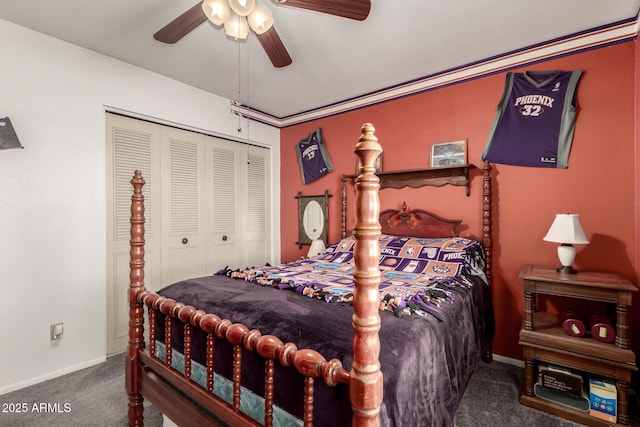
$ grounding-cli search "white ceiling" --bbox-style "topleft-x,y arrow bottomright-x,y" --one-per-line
1,1 -> 639,120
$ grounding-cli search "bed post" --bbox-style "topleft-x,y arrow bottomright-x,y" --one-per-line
351,123 -> 383,426
126,170 -> 146,426
341,174 -> 348,239
482,161 -> 492,283
482,161 -> 494,362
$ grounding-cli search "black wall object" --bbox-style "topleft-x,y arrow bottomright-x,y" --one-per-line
0,117 -> 23,150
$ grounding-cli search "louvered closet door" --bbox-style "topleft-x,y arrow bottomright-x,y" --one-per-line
206,137 -> 241,271
161,127 -> 207,286
106,113 -> 161,354
205,137 -> 270,272
244,145 -> 270,268
106,114 -> 271,354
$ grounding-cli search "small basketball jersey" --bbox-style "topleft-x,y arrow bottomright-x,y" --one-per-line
295,128 -> 334,184
481,70 -> 583,168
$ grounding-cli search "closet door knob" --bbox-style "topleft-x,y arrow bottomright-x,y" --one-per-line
182,238 -> 188,244
222,235 -> 228,241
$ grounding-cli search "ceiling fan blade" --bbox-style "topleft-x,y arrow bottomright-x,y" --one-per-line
257,26 -> 292,68
154,2 -> 207,44
275,0 -> 371,21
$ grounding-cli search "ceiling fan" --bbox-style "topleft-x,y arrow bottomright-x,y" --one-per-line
153,0 -> 371,68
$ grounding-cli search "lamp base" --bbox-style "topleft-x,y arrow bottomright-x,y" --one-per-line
557,265 -> 577,274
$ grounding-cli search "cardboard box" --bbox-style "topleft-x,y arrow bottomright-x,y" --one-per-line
589,377 -> 617,423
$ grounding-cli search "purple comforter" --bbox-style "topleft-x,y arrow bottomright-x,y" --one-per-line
156,270 -> 493,427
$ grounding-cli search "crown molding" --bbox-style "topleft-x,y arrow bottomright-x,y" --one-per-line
231,15 -> 640,129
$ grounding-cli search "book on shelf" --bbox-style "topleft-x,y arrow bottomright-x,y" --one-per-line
538,364 -> 584,398
534,364 -> 589,411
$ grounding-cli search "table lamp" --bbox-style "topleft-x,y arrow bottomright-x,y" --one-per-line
308,239 -> 326,258
543,214 -> 589,274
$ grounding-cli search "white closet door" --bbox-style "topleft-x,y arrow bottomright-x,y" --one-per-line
244,145 -> 270,268
205,138 -> 270,272
161,127 -> 207,286
205,136 -> 241,272
106,114 -> 271,354
106,113 -> 161,354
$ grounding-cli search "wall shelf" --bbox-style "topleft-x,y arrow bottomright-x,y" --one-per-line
345,164 -> 476,196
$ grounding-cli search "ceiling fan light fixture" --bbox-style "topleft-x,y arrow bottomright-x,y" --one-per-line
228,0 -> 256,17
224,11 -> 249,39
248,3 -> 274,35
202,0 -> 231,25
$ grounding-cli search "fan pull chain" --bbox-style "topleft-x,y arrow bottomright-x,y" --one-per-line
237,41 -> 242,133
245,39 -> 251,143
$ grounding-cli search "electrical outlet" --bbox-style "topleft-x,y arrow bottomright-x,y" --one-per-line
50,322 -> 64,341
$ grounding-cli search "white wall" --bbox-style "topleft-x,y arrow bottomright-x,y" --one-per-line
0,19 -> 281,393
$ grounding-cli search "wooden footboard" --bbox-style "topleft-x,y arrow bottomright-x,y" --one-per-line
148,292 -> 353,425
126,124 -> 384,426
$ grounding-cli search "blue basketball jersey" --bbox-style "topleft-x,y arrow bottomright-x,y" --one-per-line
481,70 -> 583,168
295,128 -> 334,184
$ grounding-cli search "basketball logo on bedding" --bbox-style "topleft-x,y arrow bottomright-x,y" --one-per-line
402,245 -> 421,258
428,261 -> 455,276
402,260 -> 419,273
423,247 -> 438,259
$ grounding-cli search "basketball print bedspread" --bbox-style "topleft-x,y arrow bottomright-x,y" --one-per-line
221,234 -> 487,320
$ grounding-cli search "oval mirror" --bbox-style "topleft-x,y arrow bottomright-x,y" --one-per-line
303,200 -> 324,240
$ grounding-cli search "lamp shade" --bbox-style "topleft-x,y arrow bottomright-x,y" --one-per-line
202,0 -> 231,25
543,214 -> 589,244
308,239 -> 326,258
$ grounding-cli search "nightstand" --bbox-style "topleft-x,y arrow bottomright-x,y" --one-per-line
518,264 -> 638,426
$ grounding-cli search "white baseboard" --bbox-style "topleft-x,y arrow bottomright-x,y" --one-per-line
0,356 -> 106,395
491,353 -> 524,368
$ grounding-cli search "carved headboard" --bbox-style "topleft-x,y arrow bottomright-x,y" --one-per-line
379,202 -> 461,238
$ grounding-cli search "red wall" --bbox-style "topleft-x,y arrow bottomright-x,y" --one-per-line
279,42 -> 639,361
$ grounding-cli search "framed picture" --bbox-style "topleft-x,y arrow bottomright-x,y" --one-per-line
356,153 -> 383,174
430,140 -> 467,167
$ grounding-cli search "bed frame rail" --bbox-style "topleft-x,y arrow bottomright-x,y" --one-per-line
140,291 -> 351,426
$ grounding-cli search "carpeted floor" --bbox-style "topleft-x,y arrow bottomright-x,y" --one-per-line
0,352 -> 637,426
0,353 -> 162,427
455,359 -> 582,427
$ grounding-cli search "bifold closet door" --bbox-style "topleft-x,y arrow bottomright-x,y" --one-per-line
106,113 -> 161,354
106,114 -> 271,354
205,138 -> 270,273
244,145 -> 270,268
160,127 -> 207,286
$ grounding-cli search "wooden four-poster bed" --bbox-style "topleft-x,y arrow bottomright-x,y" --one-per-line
125,123 -> 495,426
